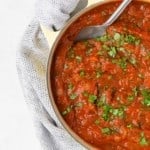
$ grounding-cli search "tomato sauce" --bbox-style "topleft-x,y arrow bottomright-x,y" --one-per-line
51,1 -> 150,149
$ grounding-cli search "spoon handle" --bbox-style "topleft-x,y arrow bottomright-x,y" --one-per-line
104,0 -> 132,26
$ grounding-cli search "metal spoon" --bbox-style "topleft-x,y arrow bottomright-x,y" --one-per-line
75,0 -> 132,42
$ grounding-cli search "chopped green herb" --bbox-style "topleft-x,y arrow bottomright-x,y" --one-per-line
112,58 -> 127,70
75,56 -> 82,63
108,46 -> 117,58
135,39 -> 141,46
96,70 -> 102,78
114,33 -> 121,41
118,34 -> 125,46
102,44 -> 109,51
62,106 -> 72,116
102,104 -> 125,121
66,106 -> 72,112
86,48 -> 93,55
62,110 -> 68,116
118,47 -> 125,52
128,87 -> 138,101
101,127 -> 111,135
79,70 -> 85,77
96,34 -> 109,42
75,102 -> 83,108
129,57 -> 137,65
118,58 -> 127,70
88,94 -> 97,103
124,34 -> 140,45
97,50 -> 104,56
133,87 -> 138,97
141,89 -> 150,107
110,108 -> 119,116
127,124 -> 133,129
127,95 -> 134,101
139,132 -> 149,146
102,105 -> 111,121
125,34 -> 136,44
68,83 -> 74,90
110,107 -> 125,118
117,109 -> 124,117
68,47 -> 75,58
95,119 -> 100,125
69,93 -> 78,100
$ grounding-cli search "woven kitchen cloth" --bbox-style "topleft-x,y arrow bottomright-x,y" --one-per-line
16,0 -> 88,150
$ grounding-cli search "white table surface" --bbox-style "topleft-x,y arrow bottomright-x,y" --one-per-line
0,0 -> 41,149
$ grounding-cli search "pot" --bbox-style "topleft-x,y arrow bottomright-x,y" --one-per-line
47,0 -> 149,149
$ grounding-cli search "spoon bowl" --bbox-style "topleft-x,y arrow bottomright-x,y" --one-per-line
75,0 -> 132,41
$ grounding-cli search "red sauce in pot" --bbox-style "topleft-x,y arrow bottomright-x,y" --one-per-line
51,1 -> 150,149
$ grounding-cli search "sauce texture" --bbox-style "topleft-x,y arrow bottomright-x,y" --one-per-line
52,1 -> 150,149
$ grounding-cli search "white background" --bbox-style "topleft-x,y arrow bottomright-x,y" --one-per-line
0,0 -> 41,149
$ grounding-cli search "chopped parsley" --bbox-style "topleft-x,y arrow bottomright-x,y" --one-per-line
110,107 -> 125,118
97,50 -> 104,56
118,47 -> 125,52
101,104 -> 125,121
127,95 -> 134,101
102,44 -> 110,51
133,87 -> 138,97
112,58 -> 127,70
125,34 -> 136,43
128,87 -> 138,102
124,34 -> 141,45
75,56 -> 82,63
68,47 -> 75,58
118,58 -> 127,70
68,83 -> 74,90
79,70 -> 85,77
69,93 -> 78,100
127,124 -> 133,129
88,94 -> 97,103
102,105 -> 111,121
62,102 -> 83,116
135,39 -> 141,46
62,106 -> 72,116
139,132 -> 149,146
141,89 -> 150,107
96,34 -> 109,42
95,119 -> 100,125
108,46 -> 117,58
129,57 -> 137,65
101,127 -> 112,135
86,48 -> 93,55
96,70 -> 102,78
114,32 -> 121,41
75,102 -> 83,108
